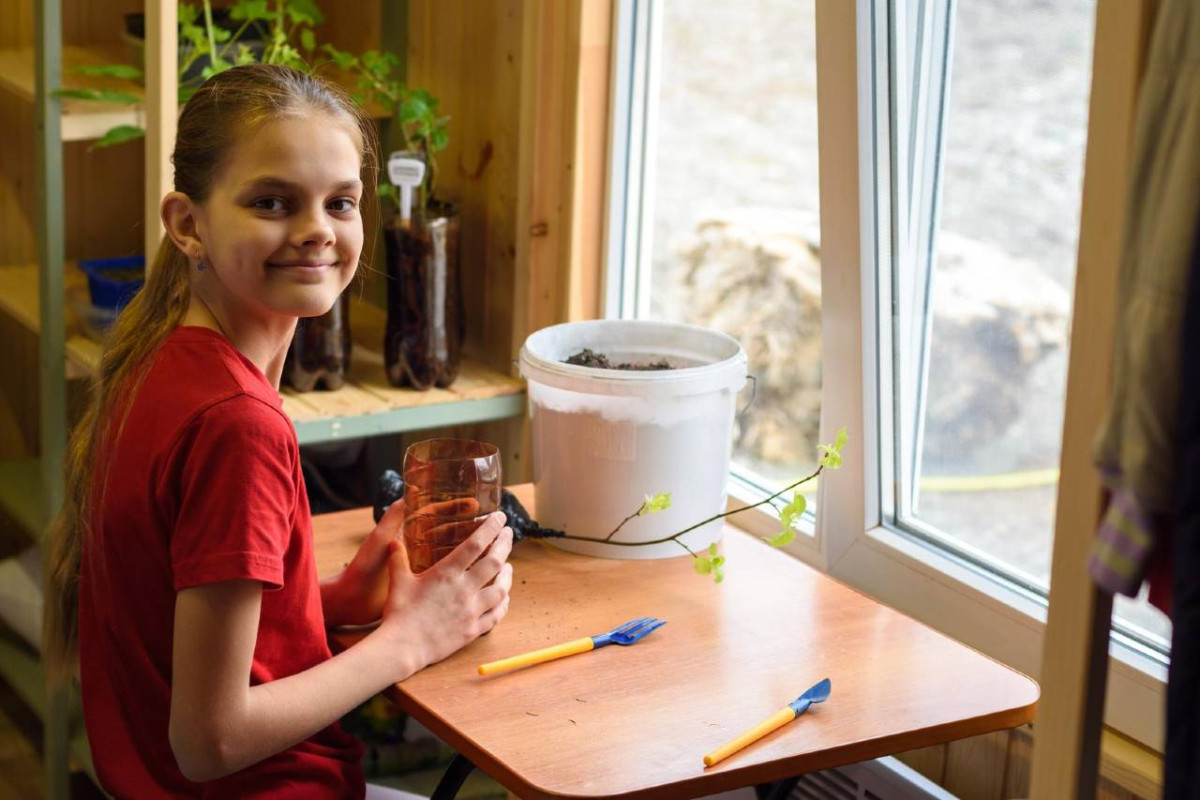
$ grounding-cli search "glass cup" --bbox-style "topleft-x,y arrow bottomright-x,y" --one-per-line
402,439 -> 502,574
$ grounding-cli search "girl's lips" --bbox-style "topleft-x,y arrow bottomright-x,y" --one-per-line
267,262 -> 339,283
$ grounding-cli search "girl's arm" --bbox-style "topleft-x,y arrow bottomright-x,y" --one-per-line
169,513 -> 513,783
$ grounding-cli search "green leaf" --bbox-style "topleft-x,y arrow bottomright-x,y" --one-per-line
834,426 -> 848,452
712,566 -> 725,584
211,26 -> 232,43
92,124 -> 145,148
779,491 -> 807,531
639,492 -> 671,516
286,0 -> 325,27
708,542 -> 718,556
234,43 -> 257,66
817,445 -> 843,470
230,0 -> 271,22
711,555 -> 726,568
428,125 -> 449,152
54,88 -> 141,105
765,529 -> 796,548
73,63 -> 143,80
179,2 -> 200,25
400,95 -> 430,124
200,55 -> 234,80
300,28 -> 316,52
322,44 -> 358,71
693,557 -> 712,575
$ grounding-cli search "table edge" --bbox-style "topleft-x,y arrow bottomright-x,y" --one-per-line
386,687 -> 1037,800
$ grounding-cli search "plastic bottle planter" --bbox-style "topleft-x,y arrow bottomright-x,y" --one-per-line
383,200 -> 465,391
283,290 -> 352,392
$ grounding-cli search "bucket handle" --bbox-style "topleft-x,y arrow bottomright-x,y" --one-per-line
738,375 -> 758,418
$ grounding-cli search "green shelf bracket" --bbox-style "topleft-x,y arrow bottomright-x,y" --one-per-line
293,394 -> 527,446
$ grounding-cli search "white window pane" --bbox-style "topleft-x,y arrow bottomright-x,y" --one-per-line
640,0 -> 821,496
894,0 -> 1170,647
909,0 -> 1093,586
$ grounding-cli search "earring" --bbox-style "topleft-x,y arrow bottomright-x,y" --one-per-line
196,259 -> 206,271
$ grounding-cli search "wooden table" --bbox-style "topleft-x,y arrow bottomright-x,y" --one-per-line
314,485 -> 1038,800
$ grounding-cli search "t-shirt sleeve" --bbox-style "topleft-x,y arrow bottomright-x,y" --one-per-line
169,395 -> 297,592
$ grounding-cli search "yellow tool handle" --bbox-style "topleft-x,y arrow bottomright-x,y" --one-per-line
703,707 -> 796,767
477,637 -> 595,677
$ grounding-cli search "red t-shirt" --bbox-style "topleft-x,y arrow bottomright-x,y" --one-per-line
78,326 -> 365,798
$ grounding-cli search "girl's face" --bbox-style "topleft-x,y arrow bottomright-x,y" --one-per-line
195,114 -> 364,320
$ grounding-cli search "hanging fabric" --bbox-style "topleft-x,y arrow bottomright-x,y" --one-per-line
1089,0 -> 1200,615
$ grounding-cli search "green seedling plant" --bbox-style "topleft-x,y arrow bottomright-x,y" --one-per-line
57,0 -> 329,148
319,43 -> 449,212
550,427 -> 848,583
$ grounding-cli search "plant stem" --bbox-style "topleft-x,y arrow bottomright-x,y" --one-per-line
602,503 -> 646,542
203,0 -> 219,65
217,18 -> 253,64
552,466 -> 824,549
671,538 -> 699,559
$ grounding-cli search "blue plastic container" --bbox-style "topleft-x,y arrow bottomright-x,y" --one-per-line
79,256 -> 145,311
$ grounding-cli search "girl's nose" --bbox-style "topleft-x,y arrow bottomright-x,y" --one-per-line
294,207 -> 336,248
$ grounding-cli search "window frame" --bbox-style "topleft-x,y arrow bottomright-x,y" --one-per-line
602,0 -> 1166,751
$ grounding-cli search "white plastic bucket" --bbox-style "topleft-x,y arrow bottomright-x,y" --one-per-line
518,320 -> 748,559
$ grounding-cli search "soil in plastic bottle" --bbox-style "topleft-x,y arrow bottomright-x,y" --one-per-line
383,200 -> 464,391
283,291 -> 352,391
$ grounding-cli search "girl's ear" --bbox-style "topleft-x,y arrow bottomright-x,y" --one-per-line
161,191 -> 205,263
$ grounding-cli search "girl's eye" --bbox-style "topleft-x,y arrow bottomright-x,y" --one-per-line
328,198 -> 358,213
252,197 -> 287,212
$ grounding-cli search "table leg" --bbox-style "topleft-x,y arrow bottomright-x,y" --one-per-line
430,753 -> 476,800
754,776 -> 802,800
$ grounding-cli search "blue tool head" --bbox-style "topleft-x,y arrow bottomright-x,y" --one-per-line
788,677 -> 832,716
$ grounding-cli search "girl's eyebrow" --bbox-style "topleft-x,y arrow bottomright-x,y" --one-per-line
240,176 -> 364,193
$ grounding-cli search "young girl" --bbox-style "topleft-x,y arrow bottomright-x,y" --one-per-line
44,64 -> 514,798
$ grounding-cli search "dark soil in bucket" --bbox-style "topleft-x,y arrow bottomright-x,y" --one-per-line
563,348 -> 675,371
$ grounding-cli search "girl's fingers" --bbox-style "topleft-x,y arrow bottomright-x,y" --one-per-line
466,527 -> 513,588
375,495 -> 407,538
386,539 -> 411,579
442,512 -> 507,571
477,593 -> 511,635
475,564 -> 513,613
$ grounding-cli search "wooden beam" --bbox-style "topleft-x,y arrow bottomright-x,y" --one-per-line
514,0 -> 584,340
143,0 -> 176,266
567,0 -> 613,322
1030,1 -> 1158,797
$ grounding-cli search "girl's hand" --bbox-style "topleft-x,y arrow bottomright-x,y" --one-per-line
378,511 -> 514,676
322,497 -> 480,628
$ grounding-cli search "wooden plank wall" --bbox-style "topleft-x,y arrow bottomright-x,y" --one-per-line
406,0 -> 525,376
897,725 -> 1159,799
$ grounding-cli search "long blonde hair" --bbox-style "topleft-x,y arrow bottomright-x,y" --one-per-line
44,64 -> 380,682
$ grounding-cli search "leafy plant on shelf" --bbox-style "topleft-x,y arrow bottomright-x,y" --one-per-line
319,43 -> 449,213
533,427 -> 849,584
55,0 -> 327,148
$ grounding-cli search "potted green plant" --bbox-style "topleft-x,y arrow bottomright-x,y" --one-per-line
59,0 -> 326,147
322,45 -> 463,392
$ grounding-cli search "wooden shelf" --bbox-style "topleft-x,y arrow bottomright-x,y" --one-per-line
0,264 -> 526,445
0,264 -> 102,378
0,45 -> 146,142
0,458 -> 42,539
0,632 -> 96,782
0,44 -> 390,143
283,301 -> 526,444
